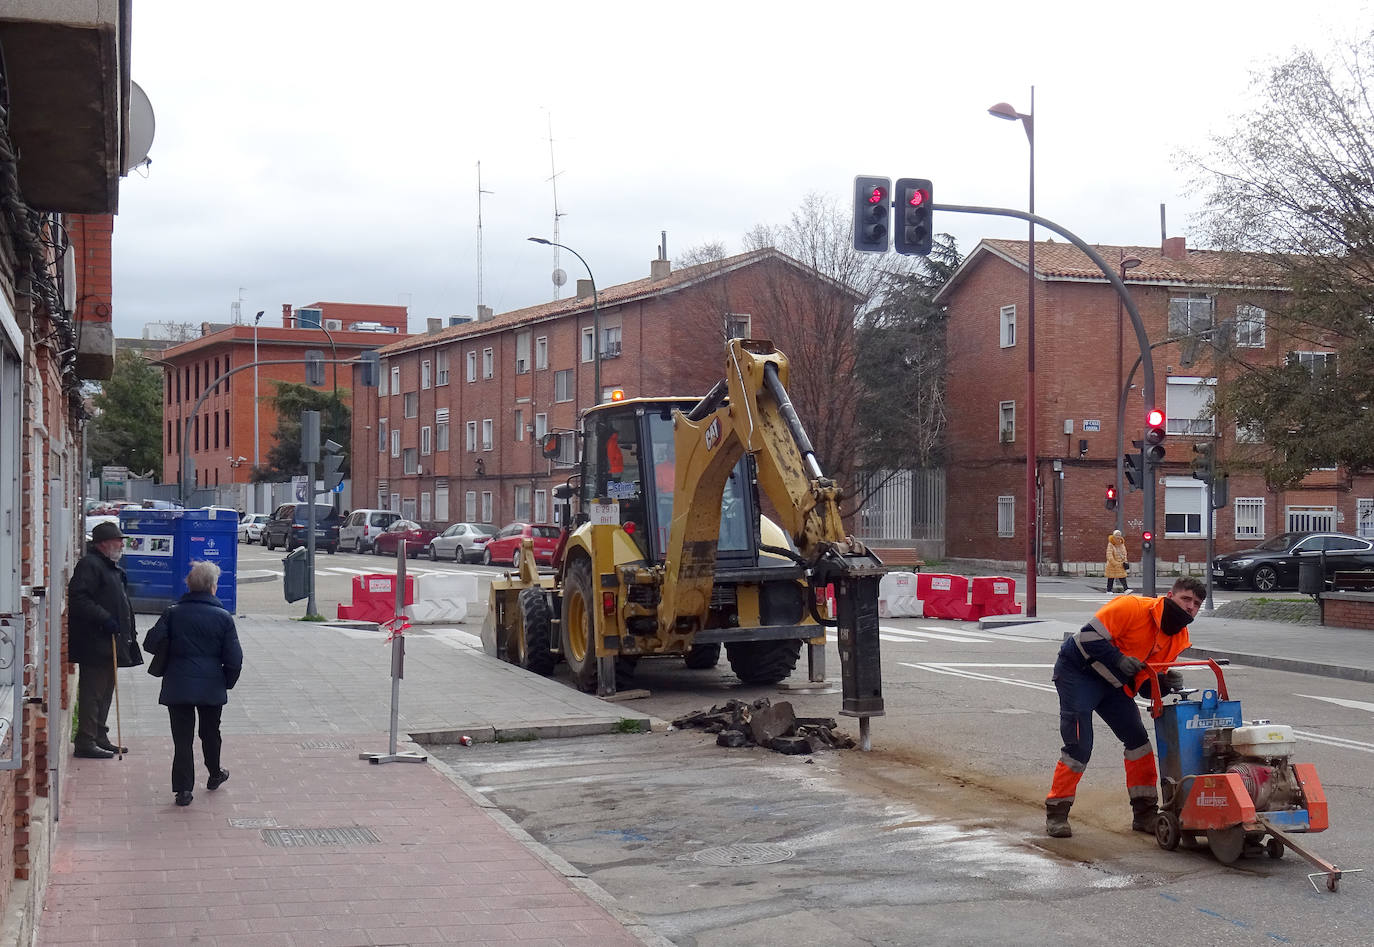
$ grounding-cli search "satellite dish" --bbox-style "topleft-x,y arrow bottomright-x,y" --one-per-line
551,268 -> 567,287
125,81 -> 156,172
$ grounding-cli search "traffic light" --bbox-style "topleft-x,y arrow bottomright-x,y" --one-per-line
1191,442 -> 1213,481
1123,450 -> 1144,492
322,449 -> 346,492
1141,530 -> 1154,552
1144,408 -> 1167,465
1105,483 -> 1118,510
852,176 -> 891,252
359,350 -> 380,387
306,350 -> 326,387
893,178 -> 934,256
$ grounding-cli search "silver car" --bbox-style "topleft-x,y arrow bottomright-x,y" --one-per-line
426,522 -> 495,562
238,513 -> 269,544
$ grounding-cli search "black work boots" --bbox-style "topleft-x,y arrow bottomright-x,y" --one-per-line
1045,801 -> 1073,838
1131,798 -> 1159,833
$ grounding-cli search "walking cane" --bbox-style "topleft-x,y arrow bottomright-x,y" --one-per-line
110,634 -> 124,761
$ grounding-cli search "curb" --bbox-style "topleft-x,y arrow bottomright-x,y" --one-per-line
411,715 -> 659,745
1184,646 -> 1374,684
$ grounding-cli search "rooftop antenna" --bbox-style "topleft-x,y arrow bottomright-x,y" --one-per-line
231,286 -> 245,324
476,161 -> 493,311
544,111 -> 567,299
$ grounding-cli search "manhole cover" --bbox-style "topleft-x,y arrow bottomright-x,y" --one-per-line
686,843 -> 795,866
228,818 -> 279,828
300,740 -> 355,750
261,826 -> 380,847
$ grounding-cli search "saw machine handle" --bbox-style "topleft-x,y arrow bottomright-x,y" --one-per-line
1146,658 -> 1229,717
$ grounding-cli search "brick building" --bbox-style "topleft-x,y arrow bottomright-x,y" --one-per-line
352,248 -> 858,528
937,236 -> 1374,574
155,304 -> 412,493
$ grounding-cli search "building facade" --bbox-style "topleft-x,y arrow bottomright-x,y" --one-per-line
938,237 -> 1373,573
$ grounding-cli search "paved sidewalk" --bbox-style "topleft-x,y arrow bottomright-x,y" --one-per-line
38,615 -> 664,947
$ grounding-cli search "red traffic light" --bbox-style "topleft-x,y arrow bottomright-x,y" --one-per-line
1146,408 -> 1165,428
867,185 -> 887,205
1142,530 -> 1154,542
1106,485 -> 1117,500
907,188 -> 930,208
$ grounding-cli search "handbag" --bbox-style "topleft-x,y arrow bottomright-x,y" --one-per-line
144,606 -> 175,678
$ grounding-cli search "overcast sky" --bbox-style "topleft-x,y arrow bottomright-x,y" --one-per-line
112,0 -> 1372,337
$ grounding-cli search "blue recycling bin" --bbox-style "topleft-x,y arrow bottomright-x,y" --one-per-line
119,508 -> 239,614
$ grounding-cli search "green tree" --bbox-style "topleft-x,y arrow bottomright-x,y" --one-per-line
1187,31 -> 1374,485
257,382 -> 350,482
88,349 -> 163,478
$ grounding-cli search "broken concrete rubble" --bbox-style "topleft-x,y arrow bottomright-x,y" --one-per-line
673,698 -> 856,753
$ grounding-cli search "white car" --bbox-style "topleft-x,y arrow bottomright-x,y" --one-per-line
426,522 -> 495,562
238,513 -> 269,544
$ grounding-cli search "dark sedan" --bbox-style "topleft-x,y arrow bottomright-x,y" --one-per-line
1211,532 -> 1374,591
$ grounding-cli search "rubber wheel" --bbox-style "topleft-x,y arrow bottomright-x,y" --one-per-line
518,587 -> 556,675
560,557 -> 599,692
1265,837 -> 1284,860
265,534 -> 274,550
724,639 -> 802,684
1155,811 -> 1181,851
1207,826 -> 1246,865
512,548 -> 523,571
326,544 -> 336,555
454,545 -> 465,563
374,541 -> 385,556
429,544 -> 439,561
685,642 -> 722,669
483,547 -> 494,566
1252,565 -> 1279,592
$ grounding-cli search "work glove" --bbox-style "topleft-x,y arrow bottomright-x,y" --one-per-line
101,616 -> 119,635
1117,655 -> 1147,678
1162,669 -> 1185,693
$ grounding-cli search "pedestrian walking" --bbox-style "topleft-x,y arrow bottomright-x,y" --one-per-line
1044,576 -> 1205,839
1105,529 -> 1130,593
67,521 -> 142,759
143,561 -> 243,807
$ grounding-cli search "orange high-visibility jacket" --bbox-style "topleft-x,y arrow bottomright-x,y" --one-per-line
1066,594 -> 1191,695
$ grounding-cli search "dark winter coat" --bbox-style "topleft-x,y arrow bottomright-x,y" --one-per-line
143,591 -> 243,706
67,544 -> 141,667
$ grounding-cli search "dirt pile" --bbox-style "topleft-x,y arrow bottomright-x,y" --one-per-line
671,698 -> 855,754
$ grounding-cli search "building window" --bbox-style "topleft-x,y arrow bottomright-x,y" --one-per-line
1169,293 -> 1214,336
1235,497 -> 1266,539
403,392 -> 418,418
1000,305 -> 1016,348
420,425 -> 432,455
378,480 -> 389,509
391,429 -> 401,458
1164,478 -> 1206,538
465,490 -> 477,521
516,331 -> 530,374
999,401 -> 1015,443
466,350 -> 477,382
534,412 -> 548,438
465,421 -> 477,452
1357,498 -> 1374,539
390,365 -> 400,393
403,448 -> 418,475
481,491 -> 493,523
555,369 -> 574,402
402,496 -> 417,519
725,313 -> 751,340
535,336 -> 548,370
1235,305 -> 1266,348
421,360 -> 432,389
514,408 -> 524,442
602,324 -> 622,358
435,478 -> 449,521
391,492 -> 401,513
514,484 -> 531,521
436,350 -> 450,385
1289,351 -> 1337,376
1165,376 -> 1216,436
534,489 -> 548,523
378,361 -> 388,397
421,491 -> 432,522
1286,505 -> 1336,532
378,418 -> 388,452
482,347 -> 494,379
436,410 -> 450,452
581,327 -> 595,362
996,496 -> 1015,537
481,418 -> 493,451
1236,421 -> 1262,444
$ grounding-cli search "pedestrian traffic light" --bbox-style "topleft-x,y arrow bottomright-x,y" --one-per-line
1123,450 -> 1144,492
852,176 -> 891,252
1191,442 -> 1213,481
1144,408 -> 1167,465
1141,529 -> 1154,552
322,448 -> 346,492
306,350 -> 326,387
893,177 -> 934,256
1105,484 -> 1118,510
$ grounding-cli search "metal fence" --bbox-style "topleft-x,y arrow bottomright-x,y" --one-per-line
853,468 -> 945,552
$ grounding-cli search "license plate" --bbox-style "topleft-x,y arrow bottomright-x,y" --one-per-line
1212,569 -> 1224,577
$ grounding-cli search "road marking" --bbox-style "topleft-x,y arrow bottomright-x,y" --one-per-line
429,628 -> 485,650
899,661 -> 1058,695
1295,693 -> 1374,714
1291,729 -> 1374,754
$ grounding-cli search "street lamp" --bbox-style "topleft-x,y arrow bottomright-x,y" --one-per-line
528,237 -> 600,403
252,310 -> 264,478
1115,255 -> 1143,534
989,88 -> 1038,615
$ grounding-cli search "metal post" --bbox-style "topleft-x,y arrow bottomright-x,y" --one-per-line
305,459 -> 317,617
1025,86 -> 1037,613
359,541 -> 426,764
1204,475 -> 1215,612
252,311 -> 263,477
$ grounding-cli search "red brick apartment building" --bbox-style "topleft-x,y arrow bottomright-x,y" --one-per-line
352,248 -> 855,528
937,237 -> 1374,574
156,303 -> 411,490
0,0 -> 132,933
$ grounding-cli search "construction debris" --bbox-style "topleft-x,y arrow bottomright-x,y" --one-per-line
672,698 -> 856,753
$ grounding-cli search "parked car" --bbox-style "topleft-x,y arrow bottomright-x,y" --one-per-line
1211,532 -> 1374,591
238,513 -> 269,544
338,508 -> 402,553
482,522 -> 561,568
426,522 -> 495,562
262,503 -> 343,553
372,519 -> 440,558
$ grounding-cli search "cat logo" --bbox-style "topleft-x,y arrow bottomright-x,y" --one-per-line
704,417 -> 721,452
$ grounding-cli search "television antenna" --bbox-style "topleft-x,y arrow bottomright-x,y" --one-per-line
544,110 -> 566,299
476,161 -> 493,311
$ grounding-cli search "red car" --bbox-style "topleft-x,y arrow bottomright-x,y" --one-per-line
482,522 -> 561,568
372,519 -> 440,558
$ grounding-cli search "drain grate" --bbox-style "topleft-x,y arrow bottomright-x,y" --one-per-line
228,817 -> 279,829
686,842 -> 795,867
300,740 -> 355,750
261,826 -> 380,847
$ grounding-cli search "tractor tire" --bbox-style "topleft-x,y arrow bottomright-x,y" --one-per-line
725,639 -> 801,685
684,642 -> 722,669
518,587 -> 556,676
560,557 -> 599,692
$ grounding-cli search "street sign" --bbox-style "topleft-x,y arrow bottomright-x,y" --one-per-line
1082,420 -> 1101,432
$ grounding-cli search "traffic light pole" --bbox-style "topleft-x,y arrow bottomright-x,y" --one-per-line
933,203 -> 1160,595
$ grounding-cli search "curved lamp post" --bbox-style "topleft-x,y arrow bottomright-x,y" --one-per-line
252,310 -> 264,473
528,237 -> 600,403
989,89 -> 1037,615
1115,255 -> 1142,535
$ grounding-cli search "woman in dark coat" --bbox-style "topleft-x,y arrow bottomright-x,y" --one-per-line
143,560 -> 243,807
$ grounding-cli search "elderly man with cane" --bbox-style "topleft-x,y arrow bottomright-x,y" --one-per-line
67,521 -> 142,759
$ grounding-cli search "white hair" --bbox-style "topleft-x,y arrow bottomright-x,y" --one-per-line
186,560 -> 221,593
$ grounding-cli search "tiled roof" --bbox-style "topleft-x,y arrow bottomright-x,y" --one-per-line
373,247 -> 848,357
935,239 -> 1289,303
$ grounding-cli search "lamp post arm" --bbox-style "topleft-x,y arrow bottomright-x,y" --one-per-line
541,240 -> 601,403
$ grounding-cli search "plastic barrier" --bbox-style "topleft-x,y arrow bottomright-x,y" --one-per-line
120,508 -> 238,614
915,572 -> 975,621
878,571 -> 924,618
405,573 -> 480,623
969,576 -> 1021,618
337,573 -> 414,623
